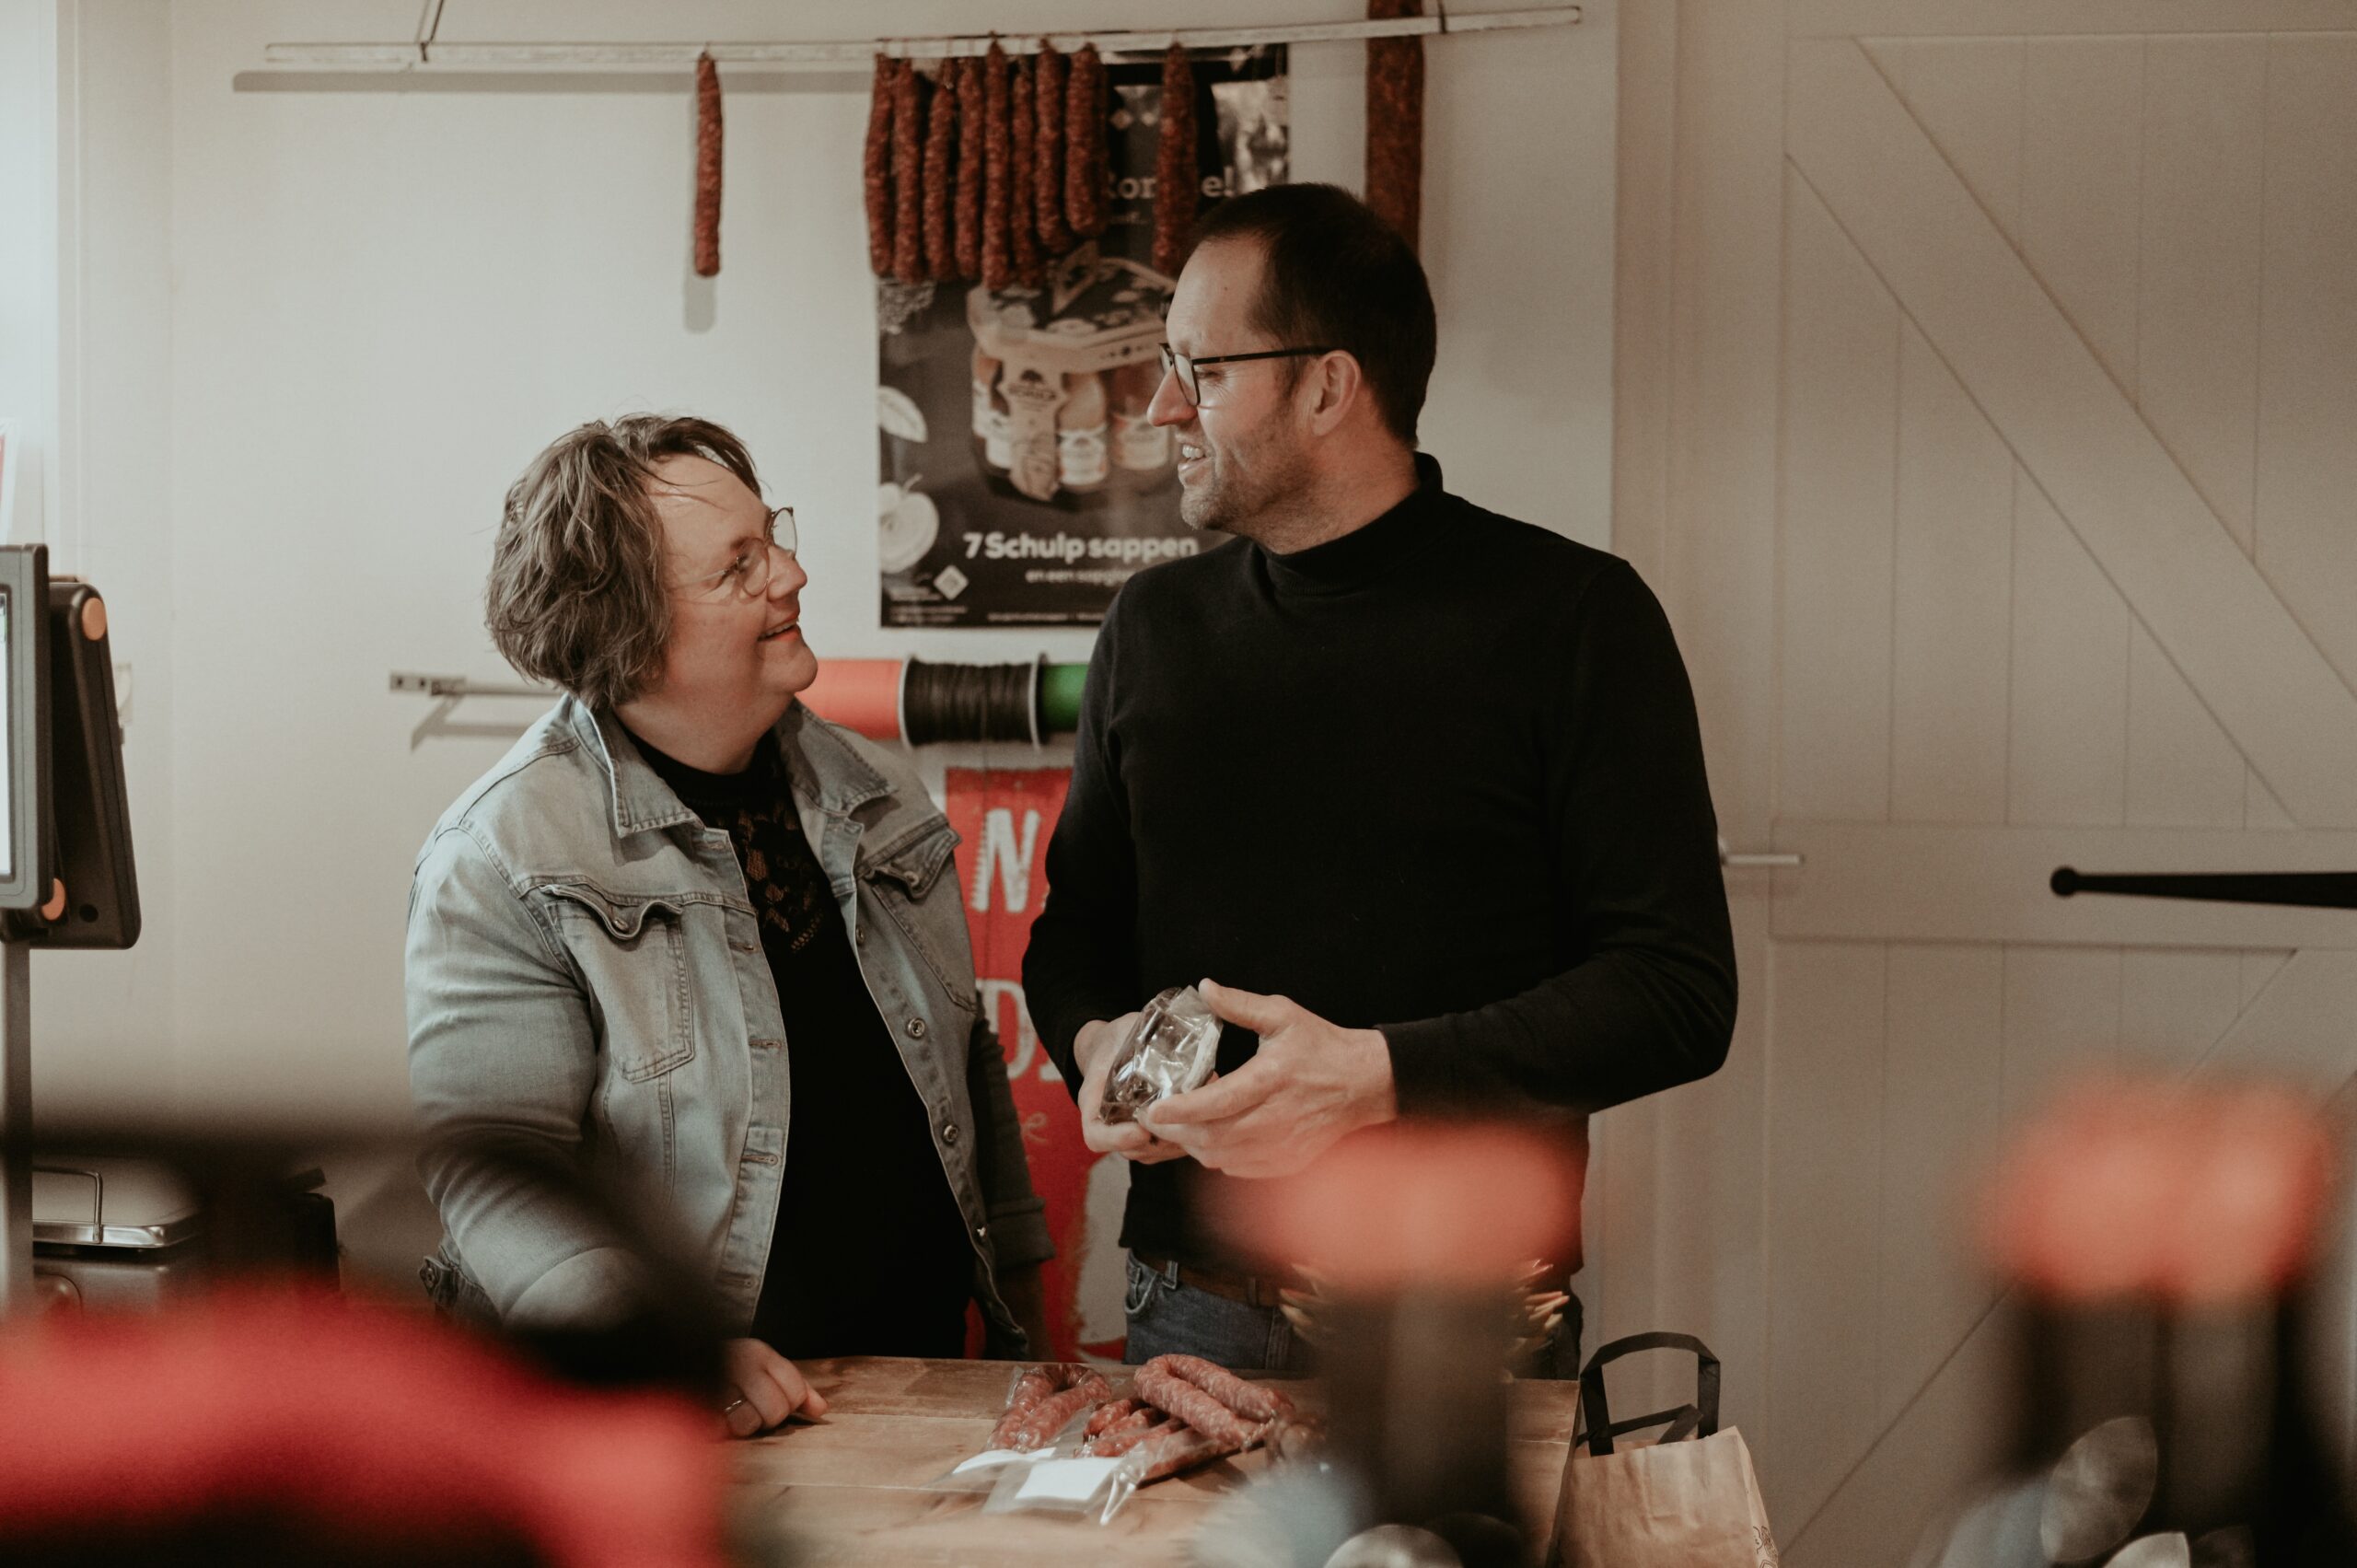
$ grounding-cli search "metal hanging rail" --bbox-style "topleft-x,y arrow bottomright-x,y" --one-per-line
261,6 -> 1581,73
390,671 -> 552,701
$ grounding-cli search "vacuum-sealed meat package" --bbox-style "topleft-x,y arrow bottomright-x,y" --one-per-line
1098,986 -> 1221,1125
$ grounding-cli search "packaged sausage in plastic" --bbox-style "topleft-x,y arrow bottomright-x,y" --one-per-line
931,1362 -> 1113,1491
1098,985 -> 1221,1125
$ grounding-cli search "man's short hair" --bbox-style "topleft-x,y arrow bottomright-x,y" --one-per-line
485,414 -> 761,711
1190,182 -> 1437,445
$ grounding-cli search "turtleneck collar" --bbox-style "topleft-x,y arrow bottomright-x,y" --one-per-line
1253,452 -> 1445,597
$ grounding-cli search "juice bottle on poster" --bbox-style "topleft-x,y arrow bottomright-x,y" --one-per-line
971,343 -> 1012,475
1110,360 -> 1171,477
1057,371 -> 1110,494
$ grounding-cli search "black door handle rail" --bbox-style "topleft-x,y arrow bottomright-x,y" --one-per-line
2049,868 -> 2357,912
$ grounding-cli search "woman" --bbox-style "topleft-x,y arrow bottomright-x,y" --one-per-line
406,415 -> 1051,1434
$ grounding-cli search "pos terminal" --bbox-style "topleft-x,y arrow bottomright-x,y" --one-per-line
0,543 -> 141,1311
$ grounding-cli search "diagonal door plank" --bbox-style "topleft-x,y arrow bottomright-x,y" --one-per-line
1787,948 -> 2357,1563
1784,40 -> 2357,830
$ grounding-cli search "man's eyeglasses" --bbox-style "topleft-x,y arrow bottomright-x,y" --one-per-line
1157,343 -> 1338,408
672,505 -> 796,602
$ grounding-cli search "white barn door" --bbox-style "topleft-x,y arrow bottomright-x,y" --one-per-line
1594,6 -> 2357,1561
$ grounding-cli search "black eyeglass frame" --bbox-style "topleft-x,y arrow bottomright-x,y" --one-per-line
1157,343 -> 1340,407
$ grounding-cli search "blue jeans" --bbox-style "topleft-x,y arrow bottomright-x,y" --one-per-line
1122,1254 -> 1313,1372
1121,1254 -> 1586,1378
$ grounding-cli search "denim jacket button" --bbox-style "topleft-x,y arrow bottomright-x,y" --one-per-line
942,1122 -> 961,1145
905,1016 -> 926,1040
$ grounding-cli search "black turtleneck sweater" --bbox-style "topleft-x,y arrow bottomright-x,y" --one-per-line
1022,457 -> 1737,1272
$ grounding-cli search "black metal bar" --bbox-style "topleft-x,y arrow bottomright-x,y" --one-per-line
2049,867 -> 2357,912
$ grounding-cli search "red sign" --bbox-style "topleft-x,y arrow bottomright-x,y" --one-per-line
944,767 -> 1126,1362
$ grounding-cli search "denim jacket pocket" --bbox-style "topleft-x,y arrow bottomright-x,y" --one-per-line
859,819 -> 977,1007
541,883 -> 697,1081
862,816 -> 959,899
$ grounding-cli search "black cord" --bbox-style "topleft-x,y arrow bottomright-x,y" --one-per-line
900,657 -> 1039,746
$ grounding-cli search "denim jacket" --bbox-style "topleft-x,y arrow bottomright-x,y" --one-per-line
404,696 -> 1051,1348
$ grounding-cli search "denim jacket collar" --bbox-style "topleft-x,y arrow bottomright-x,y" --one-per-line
567,697 -> 892,843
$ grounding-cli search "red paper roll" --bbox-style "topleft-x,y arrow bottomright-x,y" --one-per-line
798,659 -> 903,741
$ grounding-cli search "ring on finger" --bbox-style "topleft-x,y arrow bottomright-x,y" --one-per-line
722,1397 -> 749,1417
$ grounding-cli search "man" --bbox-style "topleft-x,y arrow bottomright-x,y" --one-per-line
408,416 -> 1051,1434
1022,185 -> 1736,1372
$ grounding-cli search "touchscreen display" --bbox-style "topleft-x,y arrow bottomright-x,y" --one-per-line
0,583 -> 12,880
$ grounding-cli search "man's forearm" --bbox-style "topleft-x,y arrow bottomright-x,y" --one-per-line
1379,946 -> 1735,1118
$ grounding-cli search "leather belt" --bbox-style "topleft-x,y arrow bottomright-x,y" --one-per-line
1132,1249 -> 1297,1310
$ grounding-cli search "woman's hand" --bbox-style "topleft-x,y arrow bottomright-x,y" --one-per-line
719,1337 -> 829,1438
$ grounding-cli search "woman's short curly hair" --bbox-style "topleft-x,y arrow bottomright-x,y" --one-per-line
485,414 -> 761,710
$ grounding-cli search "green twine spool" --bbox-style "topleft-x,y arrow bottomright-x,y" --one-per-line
1039,662 -> 1089,736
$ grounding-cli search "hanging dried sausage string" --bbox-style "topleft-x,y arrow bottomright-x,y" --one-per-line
691,52 -> 723,276
1152,43 -> 1197,278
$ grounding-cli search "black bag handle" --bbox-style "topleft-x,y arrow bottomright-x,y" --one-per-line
1574,1331 -> 1720,1457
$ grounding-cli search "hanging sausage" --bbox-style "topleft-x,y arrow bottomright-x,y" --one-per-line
1152,43 -> 1197,278
692,52 -> 723,277
1364,0 -> 1425,250
1031,40 -> 1074,256
864,53 -> 898,275
981,41 -> 1013,288
1064,43 -> 1109,238
923,63 -> 958,280
954,56 -> 985,280
890,59 -> 925,284
1009,55 -> 1045,286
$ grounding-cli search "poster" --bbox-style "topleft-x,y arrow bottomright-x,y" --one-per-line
878,47 -> 1289,628
943,764 -> 1131,1361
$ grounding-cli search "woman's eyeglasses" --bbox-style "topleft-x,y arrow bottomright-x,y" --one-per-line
671,505 -> 796,601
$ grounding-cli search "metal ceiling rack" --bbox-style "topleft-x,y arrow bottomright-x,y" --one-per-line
260,5 -> 1582,74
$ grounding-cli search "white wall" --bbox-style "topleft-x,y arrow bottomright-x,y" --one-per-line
5,0 -> 179,1120
0,1 -> 63,547
32,0 -> 1615,1138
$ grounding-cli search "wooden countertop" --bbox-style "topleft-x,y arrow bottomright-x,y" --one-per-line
732,1356 -> 1582,1566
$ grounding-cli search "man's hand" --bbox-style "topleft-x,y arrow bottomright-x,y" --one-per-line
1138,980 -> 1399,1179
996,1260 -> 1056,1357
1074,1010 -> 1189,1165
720,1337 -> 829,1438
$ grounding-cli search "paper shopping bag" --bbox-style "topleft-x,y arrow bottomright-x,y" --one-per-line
1549,1332 -> 1779,1568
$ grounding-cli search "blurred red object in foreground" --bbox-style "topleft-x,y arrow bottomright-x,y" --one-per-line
1981,1075 -> 2338,1306
1240,1122 -> 1582,1291
0,1288 -> 728,1568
